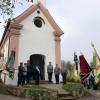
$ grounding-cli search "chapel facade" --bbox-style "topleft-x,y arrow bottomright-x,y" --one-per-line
0,0 -> 63,85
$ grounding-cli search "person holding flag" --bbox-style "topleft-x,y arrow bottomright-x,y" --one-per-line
79,54 -> 96,89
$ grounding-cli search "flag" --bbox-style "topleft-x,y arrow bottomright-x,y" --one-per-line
5,51 -> 15,80
74,52 -> 78,70
92,45 -> 100,83
79,54 -> 92,81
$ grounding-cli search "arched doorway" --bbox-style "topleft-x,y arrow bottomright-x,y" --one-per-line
30,54 -> 45,80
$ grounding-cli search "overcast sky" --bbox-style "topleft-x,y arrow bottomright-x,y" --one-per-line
47,0 -> 100,63
0,0 -> 100,63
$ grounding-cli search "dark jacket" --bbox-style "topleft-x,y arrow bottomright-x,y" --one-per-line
18,65 -> 24,76
33,67 -> 40,80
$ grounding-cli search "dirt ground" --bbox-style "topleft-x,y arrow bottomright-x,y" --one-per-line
78,89 -> 100,100
0,92 -> 100,100
0,93 -> 100,100
0,94 -> 31,100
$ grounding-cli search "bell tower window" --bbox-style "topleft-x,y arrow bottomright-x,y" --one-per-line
33,16 -> 45,28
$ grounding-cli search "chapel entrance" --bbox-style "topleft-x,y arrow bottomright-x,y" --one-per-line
30,54 -> 45,80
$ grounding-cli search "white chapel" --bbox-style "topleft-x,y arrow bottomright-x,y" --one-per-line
0,0 -> 63,85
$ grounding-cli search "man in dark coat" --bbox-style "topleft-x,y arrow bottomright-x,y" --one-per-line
26,60 -> 33,83
17,62 -> 24,86
33,65 -> 40,85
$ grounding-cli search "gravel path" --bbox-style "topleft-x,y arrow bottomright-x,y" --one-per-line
0,94 -> 31,100
78,89 -> 100,100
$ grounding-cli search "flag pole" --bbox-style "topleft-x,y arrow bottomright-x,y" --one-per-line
91,42 -> 100,83
91,43 -> 100,61
74,51 -> 79,74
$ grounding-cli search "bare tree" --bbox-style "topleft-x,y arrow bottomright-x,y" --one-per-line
61,60 -> 67,68
0,0 -> 16,18
0,0 -> 24,22
66,61 -> 74,79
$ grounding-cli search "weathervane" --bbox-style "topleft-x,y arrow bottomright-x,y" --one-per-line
91,42 -> 95,48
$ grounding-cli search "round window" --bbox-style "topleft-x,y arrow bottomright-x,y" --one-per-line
34,19 -> 42,28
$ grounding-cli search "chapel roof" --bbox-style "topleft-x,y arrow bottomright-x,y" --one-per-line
0,2 -> 64,48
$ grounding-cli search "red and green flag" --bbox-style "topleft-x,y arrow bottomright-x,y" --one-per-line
79,54 -> 92,81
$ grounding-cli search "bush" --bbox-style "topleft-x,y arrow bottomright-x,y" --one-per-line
0,83 -> 9,94
63,82 -> 82,92
67,77 -> 81,83
63,82 -> 91,98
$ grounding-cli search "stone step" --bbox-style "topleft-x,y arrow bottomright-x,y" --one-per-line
58,96 -> 77,100
30,80 -> 49,84
39,80 -> 49,84
58,93 -> 72,98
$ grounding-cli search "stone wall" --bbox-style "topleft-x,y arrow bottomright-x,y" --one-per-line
7,85 -> 58,100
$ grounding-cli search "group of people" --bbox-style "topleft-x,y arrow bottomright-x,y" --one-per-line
47,62 -> 67,84
17,61 -> 67,86
18,60 -> 33,86
18,60 -> 42,86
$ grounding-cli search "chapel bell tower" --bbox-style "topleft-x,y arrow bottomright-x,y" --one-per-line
28,0 -> 45,7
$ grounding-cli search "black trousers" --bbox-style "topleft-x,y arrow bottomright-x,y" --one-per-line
55,74 -> 59,84
26,73 -> 30,84
48,72 -> 52,83
35,79 -> 39,85
18,75 -> 23,86
18,74 -> 25,86
35,77 -> 40,85
22,75 -> 25,85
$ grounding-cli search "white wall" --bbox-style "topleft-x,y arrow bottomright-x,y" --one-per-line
1,70 -> 18,85
18,9 -> 56,81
